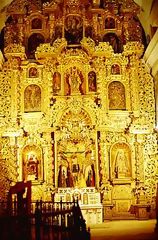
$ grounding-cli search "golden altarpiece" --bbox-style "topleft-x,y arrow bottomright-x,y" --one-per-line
0,0 -> 157,223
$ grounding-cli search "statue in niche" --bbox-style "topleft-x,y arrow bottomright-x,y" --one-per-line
29,67 -> 38,78
88,71 -> 97,92
78,170 -> 87,188
111,64 -> 120,75
108,81 -> 126,110
114,149 -> 130,178
22,145 -> 42,182
86,164 -> 95,187
58,165 -> 67,188
67,67 -> 82,95
71,155 -> 80,187
24,84 -> 41,112
53,72 -> 61,95
26,154 -> 39,180
66,163 -> 74,187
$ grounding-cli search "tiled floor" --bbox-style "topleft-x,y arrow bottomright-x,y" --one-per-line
89,219 -> 158,240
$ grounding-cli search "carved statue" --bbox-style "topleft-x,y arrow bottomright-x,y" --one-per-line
111,64 -> 120,75
86,164 -> 95,187
58,165 -> 67,188
27,154 -> 39,180
67,67 -> 82,95
78,170 -> 87,188
66,164 -> 74,187
53,72 -> 61,95
88,71 -> 97,92
29,67 -> 38,78
114,149 -> 129,178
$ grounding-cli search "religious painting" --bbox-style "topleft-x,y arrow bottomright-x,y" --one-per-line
31,18 -> 42,29
111,64 -> 120,75
105,17 -> 115,29
65,15 -> 83,45
29,67 -> 38,78
88,71 -> 97,92
108,81 -> 126,110
111,143 -> 131,179
24,84 -> 41,112
53,72 -> 61,95
22,145 -> 43,182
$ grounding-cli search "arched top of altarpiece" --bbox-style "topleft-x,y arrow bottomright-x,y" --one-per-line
60,107 -> 92,128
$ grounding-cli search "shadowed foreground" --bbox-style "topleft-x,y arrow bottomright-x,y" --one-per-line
89,220 -> 158,240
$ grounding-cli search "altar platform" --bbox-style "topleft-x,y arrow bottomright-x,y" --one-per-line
54,187 -> 103,225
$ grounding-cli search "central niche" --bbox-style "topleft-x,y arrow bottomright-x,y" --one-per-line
56,108 -> 97,188
57,139 -> 96,188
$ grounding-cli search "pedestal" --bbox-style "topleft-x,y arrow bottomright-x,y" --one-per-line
103,204 -> 114,220
130,204 -> 150,220
81,204 -> 103,225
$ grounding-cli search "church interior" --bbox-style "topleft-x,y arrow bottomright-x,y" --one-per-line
0,0 -> 158,225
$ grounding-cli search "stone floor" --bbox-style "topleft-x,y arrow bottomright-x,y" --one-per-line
89,219 -> 158,240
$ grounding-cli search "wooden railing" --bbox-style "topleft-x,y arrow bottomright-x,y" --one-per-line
0,199 -> 90,240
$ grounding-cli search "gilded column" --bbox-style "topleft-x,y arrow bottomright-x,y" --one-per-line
129,54 -> 140,115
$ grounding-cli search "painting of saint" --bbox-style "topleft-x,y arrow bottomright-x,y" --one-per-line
24,84 -> 41,112
65,16 -> 83,44
108,81 -> 126,110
